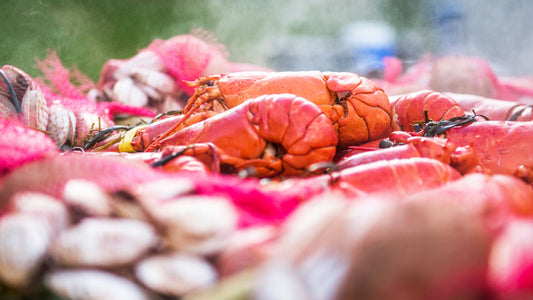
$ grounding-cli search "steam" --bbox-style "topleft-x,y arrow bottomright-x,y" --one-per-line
2,0 -> 533,79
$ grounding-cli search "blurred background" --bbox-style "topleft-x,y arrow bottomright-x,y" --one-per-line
2,0 -> 533,81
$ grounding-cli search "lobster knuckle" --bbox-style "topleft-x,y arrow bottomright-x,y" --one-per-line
451,145 -> 481,174
325,72 -> 362,92
250,94 -> 337,174
492,175 -> 533,215
249,94 -> 290,142
289,113 -> 338,154
411,137 -> 453,164
282,96 -> 329,150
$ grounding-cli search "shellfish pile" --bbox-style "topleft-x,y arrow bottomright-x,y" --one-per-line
3,31 -> 533,300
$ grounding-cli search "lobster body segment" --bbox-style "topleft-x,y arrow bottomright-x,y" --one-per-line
445,121 -> 533,180
289,157 -> 462,198
217,71 -> 335,109
156,94 -> 338,177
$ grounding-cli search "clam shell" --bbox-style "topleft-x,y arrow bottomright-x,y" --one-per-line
45,269 -> 151,300
135,253 -> 216,297
51,218 -> 158,267
0,214 -> 53,288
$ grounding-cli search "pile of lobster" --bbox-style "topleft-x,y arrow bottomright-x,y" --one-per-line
2,31 -> 533,300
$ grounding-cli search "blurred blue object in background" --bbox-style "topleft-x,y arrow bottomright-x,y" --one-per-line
341,21 -> 396,75
430,0 -> 465,55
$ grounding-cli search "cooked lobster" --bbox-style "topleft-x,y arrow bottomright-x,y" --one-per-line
148,71 -> 395,149
149,93 -> 338,177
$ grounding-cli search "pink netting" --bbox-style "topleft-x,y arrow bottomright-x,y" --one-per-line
148,31 -> 230,95
0,152 -> 312,228
0,118 -> 58,176
35,50 -> 95,100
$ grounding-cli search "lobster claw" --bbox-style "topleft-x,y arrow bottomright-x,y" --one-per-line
154,94 -> 338,177
325,72 -> 395,148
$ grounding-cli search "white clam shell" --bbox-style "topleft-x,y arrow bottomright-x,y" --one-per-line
132,67 -> 177,96
63,179 -> 112,217
114,50 -> 166,79
47,100 -> 76,146
21,87 -> 49,132
148,195 -> 238,255
113,77 -> 148,107
10,191 -> 70,233
135,253 -> 216,297
51,218 -> 158,267
0,214 -> 53,288
45,269 -> 150,300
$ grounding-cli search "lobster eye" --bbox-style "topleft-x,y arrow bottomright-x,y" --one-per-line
207,80 -> 215,86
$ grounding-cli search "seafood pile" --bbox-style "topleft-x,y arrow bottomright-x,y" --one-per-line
3,31 -> 533,300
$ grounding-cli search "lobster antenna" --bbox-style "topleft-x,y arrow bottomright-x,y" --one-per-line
422,114 -> 479,137
507,105 -> 533,121
151,146 -> 191,167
